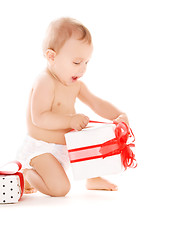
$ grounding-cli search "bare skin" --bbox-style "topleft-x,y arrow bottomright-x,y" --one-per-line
23,36 -> 128,195
86,177 -> 118,191
23,177 -> 37,194
24,154 -> 71,196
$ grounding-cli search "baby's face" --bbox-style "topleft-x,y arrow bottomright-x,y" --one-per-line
53,37 -> 93,85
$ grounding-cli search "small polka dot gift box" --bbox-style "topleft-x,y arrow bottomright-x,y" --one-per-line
0,161 -> 24,204
65,121 -> 137,180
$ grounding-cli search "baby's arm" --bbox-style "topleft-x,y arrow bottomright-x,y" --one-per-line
31,76 -> 88,130
78,81 -> 129,124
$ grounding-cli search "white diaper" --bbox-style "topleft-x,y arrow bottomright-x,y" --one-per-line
16,136 -> 70,170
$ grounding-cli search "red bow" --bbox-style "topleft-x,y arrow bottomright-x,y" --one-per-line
0,161 -> 24,199
99,122 -> 137,169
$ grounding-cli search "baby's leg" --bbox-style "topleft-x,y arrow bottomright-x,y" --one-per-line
23,153 -> 70,197
86,177 -> 118,191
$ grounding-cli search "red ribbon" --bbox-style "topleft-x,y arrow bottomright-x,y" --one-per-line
68,121 -> 137,170
100,122 -> 137,169
0,161 -> 24,200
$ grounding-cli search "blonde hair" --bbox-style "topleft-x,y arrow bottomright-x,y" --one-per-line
42,17 -> 92,56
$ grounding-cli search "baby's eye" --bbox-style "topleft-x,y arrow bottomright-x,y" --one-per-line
73,62 -> 80,65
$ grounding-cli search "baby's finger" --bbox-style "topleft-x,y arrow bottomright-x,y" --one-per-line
76,125 -> 83,131
83,116 -> 89,125
80,121 -> 87,129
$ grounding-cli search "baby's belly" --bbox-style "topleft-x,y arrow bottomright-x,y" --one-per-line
27,126 -> 70,145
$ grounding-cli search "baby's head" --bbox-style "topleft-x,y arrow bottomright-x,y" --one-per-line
43,17 -> 92,55
43,18 -> 93,85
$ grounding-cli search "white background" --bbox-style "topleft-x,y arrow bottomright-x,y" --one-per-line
0,0 -> 178,239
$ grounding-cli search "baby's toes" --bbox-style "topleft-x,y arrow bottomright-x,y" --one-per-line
110,184 -> 118,191
24,188 -> 37,194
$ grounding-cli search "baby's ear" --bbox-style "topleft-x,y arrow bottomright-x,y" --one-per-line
45,49 -> 56,62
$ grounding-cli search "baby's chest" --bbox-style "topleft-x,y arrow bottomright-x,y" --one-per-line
52,85 -> 79,112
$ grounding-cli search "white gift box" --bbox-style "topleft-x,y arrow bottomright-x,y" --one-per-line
0,175 -> 22,204
65,123 -> 124,180
0,161 -> 24,204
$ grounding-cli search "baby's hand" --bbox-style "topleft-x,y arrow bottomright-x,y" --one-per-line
70,114 -> 89,131
113,113 -> 129,126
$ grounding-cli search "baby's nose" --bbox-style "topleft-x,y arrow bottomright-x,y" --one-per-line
80,64 -> 87,75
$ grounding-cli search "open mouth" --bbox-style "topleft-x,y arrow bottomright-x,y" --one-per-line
72,76 -> 78,82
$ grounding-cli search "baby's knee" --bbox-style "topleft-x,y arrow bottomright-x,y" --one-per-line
49,181 -> 71,197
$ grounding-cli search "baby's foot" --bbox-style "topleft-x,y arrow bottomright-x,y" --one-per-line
22,169 -> 37,194
86,177 -> 118,191
24,179 -> 37,194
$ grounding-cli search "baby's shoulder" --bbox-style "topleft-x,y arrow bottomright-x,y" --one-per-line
32,71 -> 55,91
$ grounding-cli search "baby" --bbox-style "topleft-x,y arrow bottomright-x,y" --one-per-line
19,17 -> 129,196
